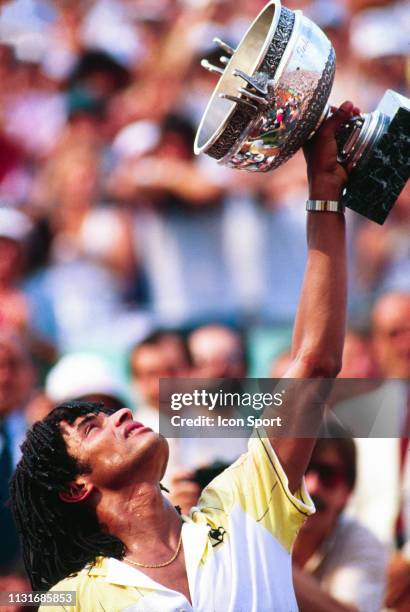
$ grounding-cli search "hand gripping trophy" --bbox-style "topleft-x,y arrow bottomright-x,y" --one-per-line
194,0 -> 409,224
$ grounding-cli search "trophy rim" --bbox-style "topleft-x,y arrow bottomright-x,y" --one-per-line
193,0 -> 283,156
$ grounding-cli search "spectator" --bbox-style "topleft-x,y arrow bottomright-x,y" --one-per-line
372,292 -> 410,380
372,292 -> 410,611
45,351 -> 128,410
332,292 -> 410,611
24,350 -> 131,431
293,424 -> 387,612
0,208 -> 32,334
109,113 -> 244,327
0,330 -> 34,571
129,330 -> 190,419
338,328 -> 379,379
188,324 -> 247,379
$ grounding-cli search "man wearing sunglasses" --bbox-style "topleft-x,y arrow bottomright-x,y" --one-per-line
293,423 -> 387,612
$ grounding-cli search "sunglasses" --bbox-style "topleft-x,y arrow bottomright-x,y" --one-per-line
306,462 -> 348,489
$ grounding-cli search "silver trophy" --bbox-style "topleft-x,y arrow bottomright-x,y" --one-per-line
194,0 -> 410,224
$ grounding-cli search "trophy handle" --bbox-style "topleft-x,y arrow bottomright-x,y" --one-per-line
336,111 -> 390,172
312,106 -> 390,174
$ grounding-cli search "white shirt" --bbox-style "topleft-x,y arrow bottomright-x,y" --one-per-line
44,430 -> 314,611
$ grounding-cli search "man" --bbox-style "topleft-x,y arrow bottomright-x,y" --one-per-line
45,352 -> 129,412
188,324 -> 247,379
338,327 -> 379,379
129,330 -> 191,424
10,101 -> 356,611
0,208 -> 32,334
372,292 -> 410,611
0,330 -> 34,572
293,424 -> 386,612
372,292 -> 410,380
340,293 -> 409,542
333,291 -> 410,609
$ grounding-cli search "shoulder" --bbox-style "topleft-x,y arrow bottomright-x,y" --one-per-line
194,430 -> 314,552
39,558 -> 107,612
38,573 -> 81,612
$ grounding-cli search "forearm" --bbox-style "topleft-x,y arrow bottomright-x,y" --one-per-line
290,211 -> 346,377
265,103 -> 355,489
263,211 -> 346,491
287,103 -> 357,379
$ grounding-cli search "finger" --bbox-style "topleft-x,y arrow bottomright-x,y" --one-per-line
339,101 -> 354,114
321,101 -> 354,135
328,101 -> 354,122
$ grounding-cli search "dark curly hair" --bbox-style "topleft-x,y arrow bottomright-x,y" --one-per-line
9,401 -> 125,590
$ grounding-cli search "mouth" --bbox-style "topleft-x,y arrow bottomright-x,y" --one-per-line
123,421 -> 152,438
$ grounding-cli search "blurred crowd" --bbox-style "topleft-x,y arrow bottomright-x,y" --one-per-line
0,0 -> 409,610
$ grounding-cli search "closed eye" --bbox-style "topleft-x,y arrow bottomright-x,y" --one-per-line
77,413 -> 104,437
85,423 -> 98,436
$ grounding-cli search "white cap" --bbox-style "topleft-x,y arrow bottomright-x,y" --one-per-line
0,208 -> 32,242
46,353 -> 127,404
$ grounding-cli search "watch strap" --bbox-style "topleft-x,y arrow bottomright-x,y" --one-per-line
306,199 -> 345,213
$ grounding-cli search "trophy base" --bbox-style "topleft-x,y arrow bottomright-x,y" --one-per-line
341,91 -> 410,225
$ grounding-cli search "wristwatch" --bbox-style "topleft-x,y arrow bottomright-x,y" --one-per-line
306,199 -> 345,213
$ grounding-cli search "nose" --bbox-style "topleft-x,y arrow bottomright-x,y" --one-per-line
110,408 -> 133,429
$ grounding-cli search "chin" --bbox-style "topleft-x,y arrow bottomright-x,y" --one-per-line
131,431 -> 169,476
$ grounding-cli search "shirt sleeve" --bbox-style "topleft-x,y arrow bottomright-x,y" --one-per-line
196,427 -> 315,552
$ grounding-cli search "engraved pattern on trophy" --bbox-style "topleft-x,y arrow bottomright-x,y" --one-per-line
228,47 -> 336,172
225,47 -> 336,172
206,7 -> 295,160
280,48 -> 336,166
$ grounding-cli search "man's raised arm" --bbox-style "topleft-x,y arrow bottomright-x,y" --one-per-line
265,101 -> 360,493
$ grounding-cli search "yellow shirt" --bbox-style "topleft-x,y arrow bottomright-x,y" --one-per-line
41,429 -> 314,612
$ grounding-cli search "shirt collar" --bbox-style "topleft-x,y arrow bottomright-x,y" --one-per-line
92,522 -> 209,590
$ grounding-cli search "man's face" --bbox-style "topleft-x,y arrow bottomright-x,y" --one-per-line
130,345 -> 175,409
60,408 -> 168,493
372,295 -> 410,378
0,341 -> 32,416
189,327 -> 246,378
304,446 -> 351,531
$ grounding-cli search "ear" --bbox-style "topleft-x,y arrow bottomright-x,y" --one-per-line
59,481 -> 94,504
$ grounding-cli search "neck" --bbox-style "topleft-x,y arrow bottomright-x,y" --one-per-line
97,482 -> 181,560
